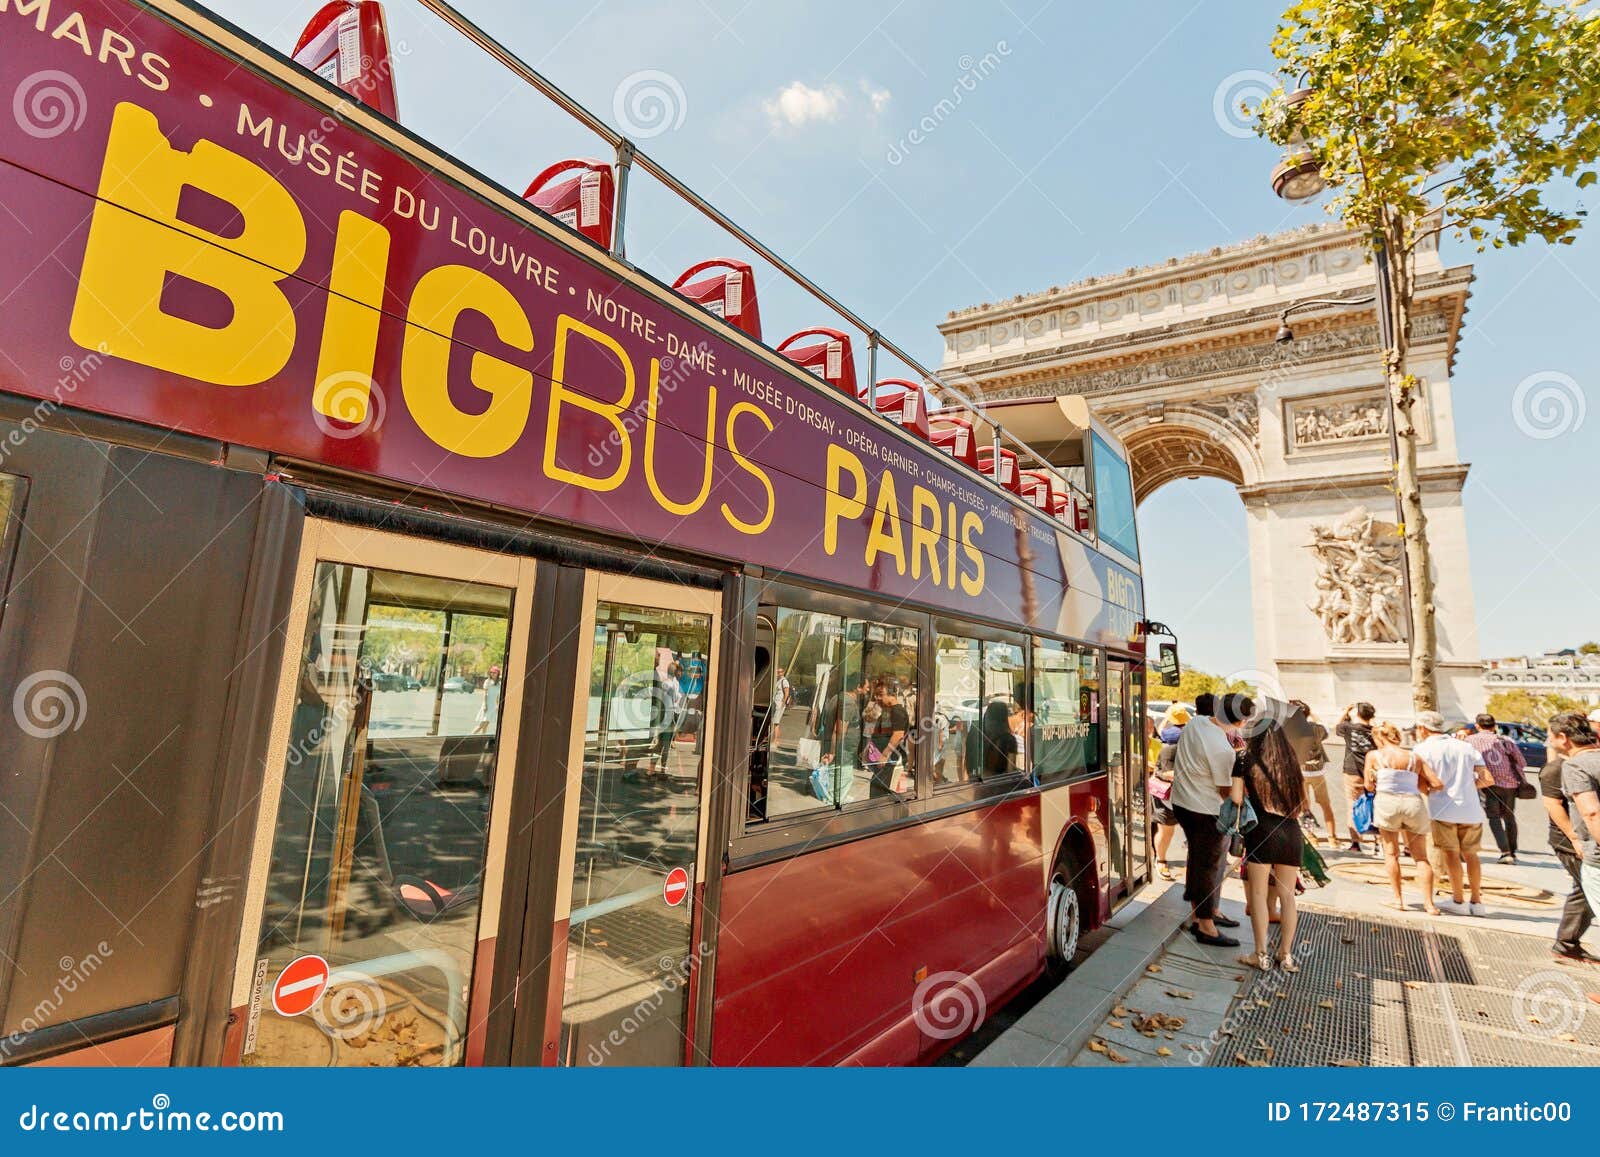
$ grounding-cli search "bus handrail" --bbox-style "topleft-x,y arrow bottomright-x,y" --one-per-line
412,0 -> 1084,521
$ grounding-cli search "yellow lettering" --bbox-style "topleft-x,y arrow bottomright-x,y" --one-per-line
313,211 -> 390,426
910,486 -> 942,584
645,358 -> 715,516
544,315 -> 634,490
959,511 -> 986,597
401,264 -> 533,457
720,403 -> 774,534
824,444 -> 867,556
70,102 -> 305,385
865,472 -> 906,576
946,501 -> 959,590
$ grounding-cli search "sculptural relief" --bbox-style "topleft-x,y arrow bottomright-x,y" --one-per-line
1308,507 -> 1405,645
1291,394 -> 1388,447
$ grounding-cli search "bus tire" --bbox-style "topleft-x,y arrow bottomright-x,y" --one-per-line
1046,860 -> 1083,975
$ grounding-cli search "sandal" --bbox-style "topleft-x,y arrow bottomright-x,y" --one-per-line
1424,904 -> 1442,916
1276,954 -> 1300,973
1238,953 -> 1273,972
1159,863 -> 1175,881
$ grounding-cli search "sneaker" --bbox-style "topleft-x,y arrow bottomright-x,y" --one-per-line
1347,841 -> 1363,853
1496,853 -> 1514,865
1468,901 -> 1488,917
1436,900 -> 1470,915
1552,945 -> 1600,966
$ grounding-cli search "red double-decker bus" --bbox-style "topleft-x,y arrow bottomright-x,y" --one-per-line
0,0 -> 1164,1067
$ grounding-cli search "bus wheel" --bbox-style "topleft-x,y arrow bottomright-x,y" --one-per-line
1046,869 -> 1082,972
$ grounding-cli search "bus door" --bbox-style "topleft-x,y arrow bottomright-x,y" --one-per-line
226,521 -> 535,1067
548,573 -> 719,1066
1105,658 -> 1147,904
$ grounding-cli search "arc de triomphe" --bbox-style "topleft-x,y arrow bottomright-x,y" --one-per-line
939,223 -> 1484,724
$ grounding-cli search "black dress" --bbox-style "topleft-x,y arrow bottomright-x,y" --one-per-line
1235,757 -> 1304,868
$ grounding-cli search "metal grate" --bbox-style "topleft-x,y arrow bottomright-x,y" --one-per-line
1210,908 -> 1600,1067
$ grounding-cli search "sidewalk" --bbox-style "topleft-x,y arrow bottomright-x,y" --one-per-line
973,808 -> 1600,1068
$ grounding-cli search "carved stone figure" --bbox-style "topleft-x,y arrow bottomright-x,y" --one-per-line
1308,507 -> 1405,644
1292,395 -> 1388,447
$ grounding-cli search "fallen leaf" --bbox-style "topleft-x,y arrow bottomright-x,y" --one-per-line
1527,1016 -> 1542,1025
1166,988 -> 1195,999
1318,999 -> 1335,1010
1156,1046 -> 1173,1057
1111,1004 -> 1129,1017
1141,1030 -> 1159,1038
1236,1053 -> 1268,1067
1106,1046 -> 1129,1064
1088,1038 -> 1107,1054
1335,978 -> 1344,990
1255,999 -> 1271,1008
1146,964 -> 1163,974
1404,980 -> 1426,990
1263,1045 -> 1276,1063
1332,1058 -> 1362,1067
1106,1019 -> 1126,1029
1557,1033 -> 1578,1043
1274,992 -> 1288,1001
1232,974 -> 1245,981
1341,936 -> 1356,944
1354,972 -> 1367,980
1165,1032 -> 1177,1040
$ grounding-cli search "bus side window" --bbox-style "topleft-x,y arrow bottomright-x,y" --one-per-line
747,619 -> 775,822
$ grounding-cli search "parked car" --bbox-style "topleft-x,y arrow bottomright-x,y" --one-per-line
370,672 -> 406,692
1442,718 -> 1547,769
442,676 -> 474,693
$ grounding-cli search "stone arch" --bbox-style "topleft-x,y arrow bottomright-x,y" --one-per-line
1106,408 -> 1263,505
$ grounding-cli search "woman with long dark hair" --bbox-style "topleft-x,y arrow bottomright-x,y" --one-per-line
965,699 -> 1020,780
1230,720 -> 1307,972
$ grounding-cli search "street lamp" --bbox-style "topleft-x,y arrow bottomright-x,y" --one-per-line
1269,87 -> 1416,651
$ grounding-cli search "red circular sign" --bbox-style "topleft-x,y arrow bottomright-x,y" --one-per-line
662,867 -> 690,907
271,954 -> 329,1017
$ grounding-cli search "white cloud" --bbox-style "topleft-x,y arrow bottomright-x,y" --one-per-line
763,81 -> 846,128
860,81 -> 892,114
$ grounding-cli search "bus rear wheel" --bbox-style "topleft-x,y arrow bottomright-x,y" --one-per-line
1046,867 -> 1082,973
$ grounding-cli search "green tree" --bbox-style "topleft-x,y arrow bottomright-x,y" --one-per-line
1171,668 -> 1256,705
1580,642 -> 1599,655
1485,689 -> 1587,727
1254,0 -> 1600,713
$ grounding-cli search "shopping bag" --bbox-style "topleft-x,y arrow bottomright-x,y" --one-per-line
796,736 -> 821,766
808,764 -> 854,806
1301,839 -> 1331,886
1351,790 -> 1376,834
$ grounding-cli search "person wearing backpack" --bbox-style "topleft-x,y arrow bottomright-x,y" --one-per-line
1465,712 -> 1528,863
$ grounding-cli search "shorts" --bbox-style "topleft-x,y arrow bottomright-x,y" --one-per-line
1373,792 -> 1429,836
1304,774 -> 1332,814
1151,794 -> 1177,826
1582,862 -> 1600,922
1430,820 -> 1483,857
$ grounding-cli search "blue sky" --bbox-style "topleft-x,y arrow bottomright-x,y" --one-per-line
210,0 -> 1600,676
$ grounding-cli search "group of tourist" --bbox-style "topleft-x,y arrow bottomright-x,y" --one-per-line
1148,693 -> 1600,978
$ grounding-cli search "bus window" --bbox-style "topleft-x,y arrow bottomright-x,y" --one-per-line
933,635 -> 1026,788
1031,639 -> 1101,782
246,563 -> 512,1067
1090,431 -> 1139,561
932,636 -> 980,786
757,607 -> 919,820
842,619 -> 920,804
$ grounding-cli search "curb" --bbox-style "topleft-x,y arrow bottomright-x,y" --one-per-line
969,880 -> 1194,1067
